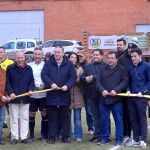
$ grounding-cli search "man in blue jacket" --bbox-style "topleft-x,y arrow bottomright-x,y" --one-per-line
6,51 -> 34,144
41,46 -> 77,144
126,48 -> 150,149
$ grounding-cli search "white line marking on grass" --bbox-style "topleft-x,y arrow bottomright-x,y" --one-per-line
109,145 -> 122,150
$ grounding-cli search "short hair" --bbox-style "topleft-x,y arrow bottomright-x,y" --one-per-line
130,48 -> 142,55
55,46 -> 64,52
117,38 -> 126,45
107,51 -> 118,59
0,46 -> 5,51
15,50 -> 25,55
34,47 -> 42,51
15,51 -> 25,60
93,49 -> 104,55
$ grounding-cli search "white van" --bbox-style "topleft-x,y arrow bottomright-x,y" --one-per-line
2,39 -> 40,59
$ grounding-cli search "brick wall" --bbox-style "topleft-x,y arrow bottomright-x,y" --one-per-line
0,0 -> 150,42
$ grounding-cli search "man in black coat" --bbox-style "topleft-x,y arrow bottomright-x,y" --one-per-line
97,51 -> 128,146
81,49 -> 106,142
41,46 -> 77,144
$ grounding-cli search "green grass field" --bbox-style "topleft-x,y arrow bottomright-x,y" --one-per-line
1,110 -> 150,150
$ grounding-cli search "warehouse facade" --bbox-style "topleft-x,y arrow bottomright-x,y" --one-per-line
0,0 -> 150,47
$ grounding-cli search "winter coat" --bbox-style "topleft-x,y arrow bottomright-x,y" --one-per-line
6,63 -> 35,104
70,66 -> 84,109
128,61 -> 150,94
0,68 -> 6,105
80,61 -> 106,99
97,63 -> 128,104
41,56 -> 77,106
118,51 -> 133,68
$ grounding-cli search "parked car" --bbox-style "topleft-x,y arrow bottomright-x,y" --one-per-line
2,38 -> 41,59
40,39 -> 84,54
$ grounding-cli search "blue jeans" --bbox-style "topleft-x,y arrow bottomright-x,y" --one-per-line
0,106 -> 5,141
69,108 -> 83,140
99,102 -> 123,143
83,95 -> 94,131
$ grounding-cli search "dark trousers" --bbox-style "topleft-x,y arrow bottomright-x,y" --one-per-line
122,99 -> 131,137
90,97 -> 100,138
128,98 -> 148,142
47,105 -> 70,139
83,95 -> 94,131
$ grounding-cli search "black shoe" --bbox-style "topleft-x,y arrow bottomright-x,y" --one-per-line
0,140 -> 5,145
10,139 -> 18,145
48,138 -> 55,144
3,123 -> 8,128
89,136 -> 100,142
29,137 -> 34,143
62,138 -> 70,143
38,137 -> 42,140
7,132 -> 11,139
21,138 -> 31,144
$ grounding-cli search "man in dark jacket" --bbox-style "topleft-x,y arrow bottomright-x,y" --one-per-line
118,43 -> 138,143
119,43 -> 138,68
126,48 -> 150,149
97,51 -> 128,146
81,49 -> 106,142
78,53 -> 94,134
6,51 -> 34,144
41,46 -> 77,144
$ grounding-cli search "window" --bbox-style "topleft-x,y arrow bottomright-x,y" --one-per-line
42,41 -> 54,48
53,41 -> 64,47
3,42 -> 15,49
136,24 -> 150,33
27,42 -> 35,48
53,41 -> 73,47
77,41 -> 83,46
63,41 -> 73,46
16,42 -> 26,49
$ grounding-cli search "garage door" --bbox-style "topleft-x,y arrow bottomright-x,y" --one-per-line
0,10 -> 44,45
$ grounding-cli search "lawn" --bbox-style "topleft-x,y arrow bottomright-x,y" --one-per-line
1,110 -> 150,150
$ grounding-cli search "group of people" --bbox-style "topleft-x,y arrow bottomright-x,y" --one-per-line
0,38 -> 150,149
